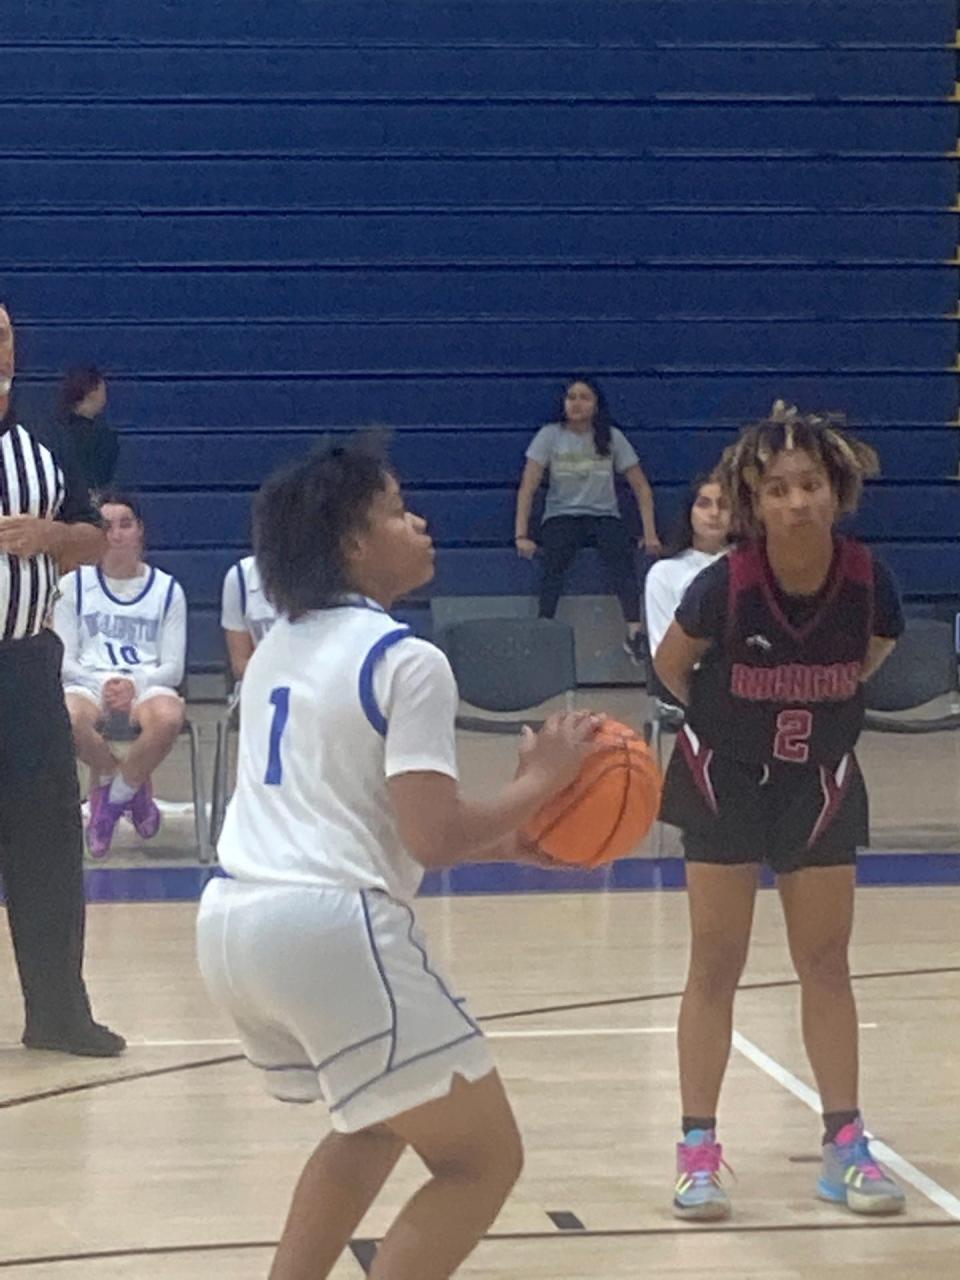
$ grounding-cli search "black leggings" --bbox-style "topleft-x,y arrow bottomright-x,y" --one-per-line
537,515 -> 640,623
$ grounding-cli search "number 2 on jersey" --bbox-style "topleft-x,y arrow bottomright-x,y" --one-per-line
773,708 -> 813,763
264,686 -> 291,785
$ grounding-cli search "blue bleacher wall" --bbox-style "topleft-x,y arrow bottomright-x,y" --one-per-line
0,0 -> 957,670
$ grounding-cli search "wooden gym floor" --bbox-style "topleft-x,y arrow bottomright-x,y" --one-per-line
0,888 -> 957,1278
2,687 -> 958,1276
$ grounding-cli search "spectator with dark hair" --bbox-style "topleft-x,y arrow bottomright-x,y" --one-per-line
514,376 -> 661,663
644,471 -> 732,660
59,366 -> 118,494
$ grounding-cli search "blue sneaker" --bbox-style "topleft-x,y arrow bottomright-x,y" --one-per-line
818,1119 -> 905,1215
673,1129 -> 732,1221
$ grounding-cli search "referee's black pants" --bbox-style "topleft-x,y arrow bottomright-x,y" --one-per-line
0,629 -> 92,1033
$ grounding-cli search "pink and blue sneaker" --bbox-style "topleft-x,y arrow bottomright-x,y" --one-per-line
86,784 -> 126,859
818,1119 -> 905,1215
673,1129 -> 732,1220
128,780 -> 161,840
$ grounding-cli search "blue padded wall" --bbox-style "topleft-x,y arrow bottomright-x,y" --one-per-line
0,0 -> 957,670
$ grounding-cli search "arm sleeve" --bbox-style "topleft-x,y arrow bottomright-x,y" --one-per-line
524,425 -> 555,466
133,581 -> 187,693
673,558 -> 730,642
610,428 -> 640,473
644,561 -> 683,657
375,638 -> 460,781
220,564 -> 246,632
872,557 -> 905,639
52,573 -> 98,690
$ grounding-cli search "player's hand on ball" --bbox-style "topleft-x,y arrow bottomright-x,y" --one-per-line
514,835 -> 579,871
517,711 -> 604,794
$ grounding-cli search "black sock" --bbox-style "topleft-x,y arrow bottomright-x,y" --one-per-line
682,1115 -> 717,1136
822,1109 -> 860,1145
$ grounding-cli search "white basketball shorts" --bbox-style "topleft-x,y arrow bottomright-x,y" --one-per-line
196,877 -> 495,1133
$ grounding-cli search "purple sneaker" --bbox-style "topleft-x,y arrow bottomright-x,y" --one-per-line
86,784 -> 125,859
129,781 -> 161,840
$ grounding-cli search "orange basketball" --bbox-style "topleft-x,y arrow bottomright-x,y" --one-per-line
521,718 -> 662,868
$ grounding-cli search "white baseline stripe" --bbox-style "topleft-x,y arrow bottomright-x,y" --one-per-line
23,1023 -> 875,1052
732,1030 -> 960,1222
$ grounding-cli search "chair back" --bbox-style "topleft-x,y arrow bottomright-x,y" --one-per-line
439,617 -> 576,713
864,617 -> 958,712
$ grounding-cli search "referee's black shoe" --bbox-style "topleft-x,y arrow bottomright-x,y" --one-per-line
22,1020 -> 126,1057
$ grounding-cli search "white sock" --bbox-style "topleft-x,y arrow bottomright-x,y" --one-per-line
108,775 -> 139,806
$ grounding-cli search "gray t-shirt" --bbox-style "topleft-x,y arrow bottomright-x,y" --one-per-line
526,423 -> 639,520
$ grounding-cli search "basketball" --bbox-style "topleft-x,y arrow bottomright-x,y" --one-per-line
522,718 -> 662,868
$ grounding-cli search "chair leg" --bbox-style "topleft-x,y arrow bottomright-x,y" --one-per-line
185,721 -> 212,864
211,718 -> 233,848
210,720 -> 224,848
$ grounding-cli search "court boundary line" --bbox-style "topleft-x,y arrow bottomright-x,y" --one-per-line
732,1031 -> 960,1222
0,1219 -> 957,1270
0,965 -> 956,1111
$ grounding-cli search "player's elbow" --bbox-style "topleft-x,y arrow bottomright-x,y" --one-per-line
403,836 -> 453,871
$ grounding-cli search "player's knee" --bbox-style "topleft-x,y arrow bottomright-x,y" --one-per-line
424,1120 -> 524,1196
145,699 -> 185,740
687,935 -> 748,996
793,939 -> 851,990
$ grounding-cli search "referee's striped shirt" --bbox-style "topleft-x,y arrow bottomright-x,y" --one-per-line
0,415 -> 101,643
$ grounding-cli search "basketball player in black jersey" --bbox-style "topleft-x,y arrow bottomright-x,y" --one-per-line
655,410 -> 905,1221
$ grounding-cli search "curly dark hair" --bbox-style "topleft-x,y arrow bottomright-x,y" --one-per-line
718,407 -> 879,537
254,439 -> 391,619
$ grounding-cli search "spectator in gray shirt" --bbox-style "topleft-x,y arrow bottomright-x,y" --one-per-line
514,376 -> 661,664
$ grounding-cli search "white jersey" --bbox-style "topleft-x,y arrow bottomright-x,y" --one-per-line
221,555 -> 277,644
53,564 -> 186,693
218,600 -> 459,902
644,547 -> 728,657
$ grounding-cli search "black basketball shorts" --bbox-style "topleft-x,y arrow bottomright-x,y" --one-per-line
660,724 -> 868,874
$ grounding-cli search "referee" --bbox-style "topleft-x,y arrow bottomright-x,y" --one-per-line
0,303 -> 124,1057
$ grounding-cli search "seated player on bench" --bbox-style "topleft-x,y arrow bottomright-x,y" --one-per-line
220,553 -> 277,681
53,491 -> 187,857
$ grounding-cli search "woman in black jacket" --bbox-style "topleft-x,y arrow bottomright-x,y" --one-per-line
59,366 -> 118,494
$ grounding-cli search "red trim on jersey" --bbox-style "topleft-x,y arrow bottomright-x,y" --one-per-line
807,755 -> 853,848
678,725 -> 719,815
728,538 -> 873,646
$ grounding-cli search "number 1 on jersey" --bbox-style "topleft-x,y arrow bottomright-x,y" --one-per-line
264,686 -> 291,785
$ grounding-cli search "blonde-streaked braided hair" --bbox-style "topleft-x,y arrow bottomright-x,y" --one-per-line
717,401 -> 879,538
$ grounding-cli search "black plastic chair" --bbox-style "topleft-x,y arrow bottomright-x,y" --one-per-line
96,703 -> 212,861
438,616 -> 577,733
863,616 -> 960,734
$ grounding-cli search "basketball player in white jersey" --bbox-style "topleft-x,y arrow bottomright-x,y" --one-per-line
197,443 -> 600,1280
220,553 -> 277,679
53,492 -> 186,857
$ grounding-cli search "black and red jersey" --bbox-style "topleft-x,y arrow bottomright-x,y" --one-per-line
679,538 -> 897,766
